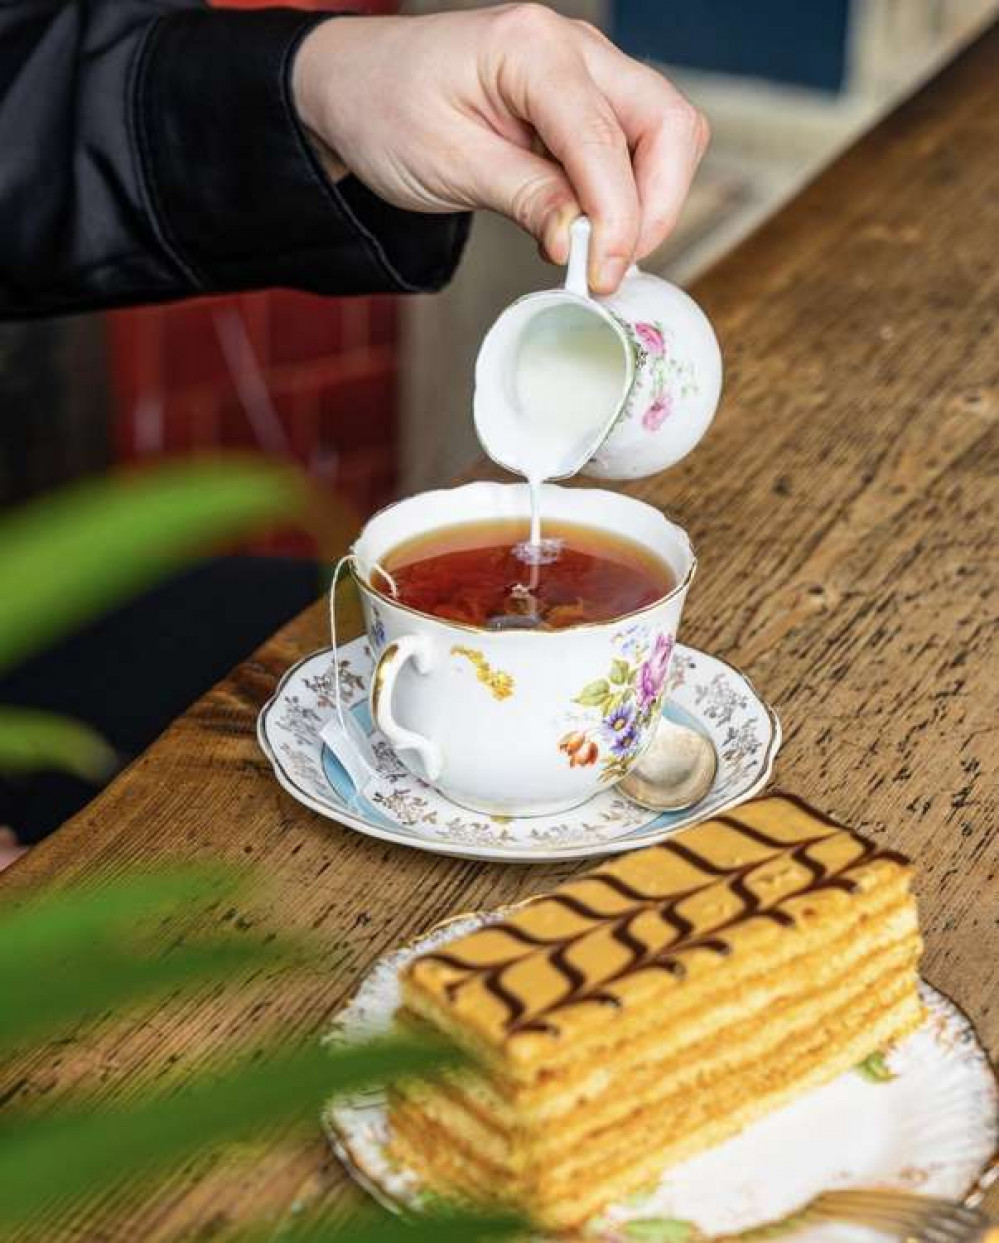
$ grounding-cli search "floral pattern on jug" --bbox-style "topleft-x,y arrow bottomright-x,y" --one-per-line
628,320 -> 698,433
584,268 -> 723,481
560,627 -> 675,783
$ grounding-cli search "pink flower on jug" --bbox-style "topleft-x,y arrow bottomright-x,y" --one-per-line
642,392 -> 672,432
637,633 -> 674,710
635,322 -> 666,356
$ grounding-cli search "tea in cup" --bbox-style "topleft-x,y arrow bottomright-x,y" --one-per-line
350,481 -> 695,817
382,516 -> 674,631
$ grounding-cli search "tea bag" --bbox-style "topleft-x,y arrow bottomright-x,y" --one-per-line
544,599 -> 588,628
486,538 -> 552,630
488,582 -> 542,631
320,713 -> 379,794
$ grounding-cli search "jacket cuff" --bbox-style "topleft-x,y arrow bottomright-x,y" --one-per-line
134,9 -> 470,296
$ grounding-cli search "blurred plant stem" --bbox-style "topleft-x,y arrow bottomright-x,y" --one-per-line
0,459 -> 516,1240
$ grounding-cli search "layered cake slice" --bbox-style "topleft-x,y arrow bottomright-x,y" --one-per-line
388,793 -> 924,1231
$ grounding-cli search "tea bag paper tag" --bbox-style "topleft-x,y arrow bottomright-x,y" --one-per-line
320,713 -> 380,796
325,550 -> 389,798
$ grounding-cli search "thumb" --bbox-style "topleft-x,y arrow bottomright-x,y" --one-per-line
469,132 -> 580,264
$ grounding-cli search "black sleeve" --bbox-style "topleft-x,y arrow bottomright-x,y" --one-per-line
0,2 -> 470,320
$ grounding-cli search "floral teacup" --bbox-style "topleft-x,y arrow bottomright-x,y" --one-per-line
350,482 -> 695,818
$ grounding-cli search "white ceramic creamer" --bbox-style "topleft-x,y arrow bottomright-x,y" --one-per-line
474,216 -> 723,488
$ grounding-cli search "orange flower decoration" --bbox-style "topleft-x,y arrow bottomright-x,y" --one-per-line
560,731 -> 585,757
560,732 -> 598,767
573,740 -> 599,767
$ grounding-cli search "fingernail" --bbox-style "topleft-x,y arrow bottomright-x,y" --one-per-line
547,204 -> 580,264
593,257 -> 625,294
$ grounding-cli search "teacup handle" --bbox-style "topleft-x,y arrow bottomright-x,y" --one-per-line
370,635 -> 444,782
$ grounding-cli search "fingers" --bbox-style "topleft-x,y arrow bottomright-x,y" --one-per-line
464,126 -> 581,262
486,6 -> 641,292
576,26 -> 710,259
631,108 -> 709,258
533,77 -> 640,292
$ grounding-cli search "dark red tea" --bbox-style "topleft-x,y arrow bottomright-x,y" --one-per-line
381,519 -> 674,630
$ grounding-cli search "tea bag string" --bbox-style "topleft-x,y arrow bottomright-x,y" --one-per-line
328,554 -> 399,746
369,561 -> 399,600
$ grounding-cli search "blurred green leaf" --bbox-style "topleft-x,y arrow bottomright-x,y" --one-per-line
0,866 -> 239,963
0,866 -> 298,1050
0,937 -> 290,1053
0,1036 -> 467,1227
0,457 -> 306,674
0,457 -> 499,1240
0,706 -> 117,779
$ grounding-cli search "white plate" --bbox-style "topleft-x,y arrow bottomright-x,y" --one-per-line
322,911 -> 999,1243
257,637 -> 781,863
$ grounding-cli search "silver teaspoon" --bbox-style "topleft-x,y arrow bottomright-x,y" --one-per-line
619,717 -> 718,812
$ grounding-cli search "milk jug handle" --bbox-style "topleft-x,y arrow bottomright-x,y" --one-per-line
564,216 -> 591,298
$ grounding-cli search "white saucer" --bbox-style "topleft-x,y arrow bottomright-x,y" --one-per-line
257,636 -> 781,863
322,910 -> 999,1243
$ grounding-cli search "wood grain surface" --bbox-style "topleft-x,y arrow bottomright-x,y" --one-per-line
3,21 -> 998,1242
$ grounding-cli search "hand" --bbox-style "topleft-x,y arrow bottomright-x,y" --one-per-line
293,4 -> 709,294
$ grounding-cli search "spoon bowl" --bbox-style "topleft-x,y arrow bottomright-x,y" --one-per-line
619,717 -> 718,812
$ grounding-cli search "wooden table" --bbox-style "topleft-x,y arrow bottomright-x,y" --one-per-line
4,22 -> 998,1242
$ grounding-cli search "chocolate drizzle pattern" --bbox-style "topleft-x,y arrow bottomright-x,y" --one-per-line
418,798 -> 909,1038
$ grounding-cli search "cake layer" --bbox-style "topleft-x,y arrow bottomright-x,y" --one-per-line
400,879 -> 918,1108
402,798 -> 914,1071
393,924 -> 920,1159
393,930 -> 920,1170
392,981 -> 922,1229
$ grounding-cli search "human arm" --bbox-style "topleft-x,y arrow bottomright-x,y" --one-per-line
0,2 -> 707,319
0,1 -> 468,319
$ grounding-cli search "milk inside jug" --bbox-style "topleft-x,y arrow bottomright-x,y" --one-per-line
474,218 -> 634,551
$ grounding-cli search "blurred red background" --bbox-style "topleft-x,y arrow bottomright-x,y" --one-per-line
106,0 -> 401,554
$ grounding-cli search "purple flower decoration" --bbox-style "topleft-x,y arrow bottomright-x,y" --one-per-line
604,701 -> 640,755
613,723 -> 641,756
637,633 -> 674,710
635,322 -> 666,357
642,391 -> 673,431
